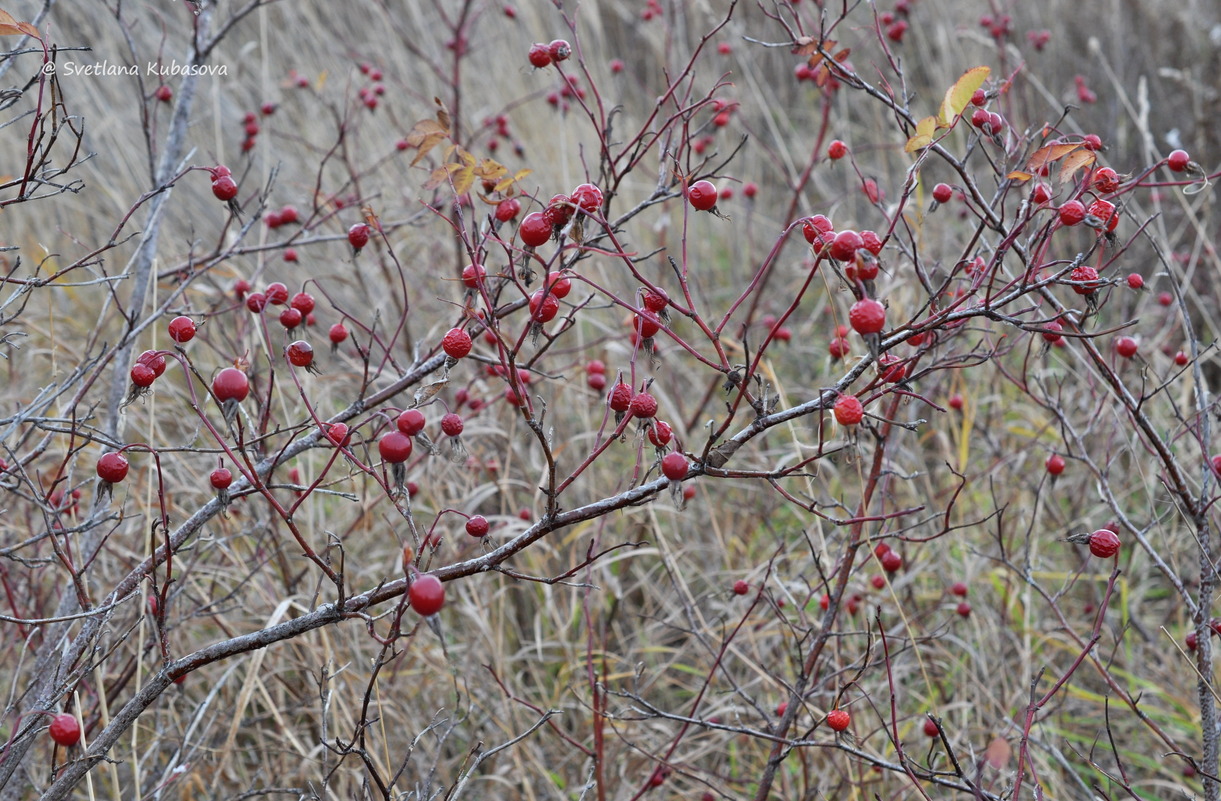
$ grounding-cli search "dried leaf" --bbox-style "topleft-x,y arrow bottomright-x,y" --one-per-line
0,9 -> 40,38
1059,148 -> 1096,183
939,66 -> 990,125
434,97 -> 450,133
414,378 -> 449,406
984,736 -> 1012,770
406,119 -> 447,145
811,45 -> 849,86
1025,143 -> 1080,172
904,116 -> 939,153
361,205 -> 382,233
791,35 -> 821,57
406,101 -> 453,166
1006,170 -> 1033,182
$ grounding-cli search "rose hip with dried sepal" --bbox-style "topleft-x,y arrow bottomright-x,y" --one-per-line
397,408 -> 437,455
213,367 -> 250,425
440,412 -> 466,460
348,223 -> 371,253
609,382 -> 632,423
1066,528 -> 1121,558
848,299 -> 885,335
441,327 -> 472,368
378,431 -> 413,495
661,451 -> 689,503
629,391 -> 658,420
286,340 -> 320,374
96,451 -> 129,499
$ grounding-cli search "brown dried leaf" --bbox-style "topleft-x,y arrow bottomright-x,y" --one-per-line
407,119 -> 449,167
434,97 -> 450,133
791,35 -> 820,56
361,205 -> 382,233
414,378 -> 448,406
1059,148 -> 1096,183
812,47 -> 851,85
1025,143 -> 1080,172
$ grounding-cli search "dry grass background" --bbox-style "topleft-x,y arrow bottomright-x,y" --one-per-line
0,0 -> 1219,799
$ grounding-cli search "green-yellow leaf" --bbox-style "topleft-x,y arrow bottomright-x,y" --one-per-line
939,66 -> 990,125
904,115 -> 938,153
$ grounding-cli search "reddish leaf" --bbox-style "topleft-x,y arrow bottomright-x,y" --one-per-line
1025,143 -> 1080,173
791,35 -> 820,57
984,735 -> 1011,770
0,9 -> 39,38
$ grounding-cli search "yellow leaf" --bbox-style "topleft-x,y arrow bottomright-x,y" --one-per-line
904,115 -> 938,153
1059,149 -> 1096,183
450,164 -> 476,195
494,168 -> 532,194
473,158 -> 507,181
409,134 -> 447,166
423,163 -> 462,191
1006,170 -> 1033,182
940,66 -> 990,125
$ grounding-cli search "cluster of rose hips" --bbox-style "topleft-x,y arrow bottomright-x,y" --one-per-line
519,181 -> 604,247
877,3 -> 912,43
639,0 -> 663,21
482,113 -> 519,156
967,89 -> 1006,139
356,61 -> 386,111
978,11 -> 1013,41
237,110 -> 263,153
527,39 -> 571,70
265,204 -> 300,232
545,73 -> 587,114
209,165 -> 238,205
